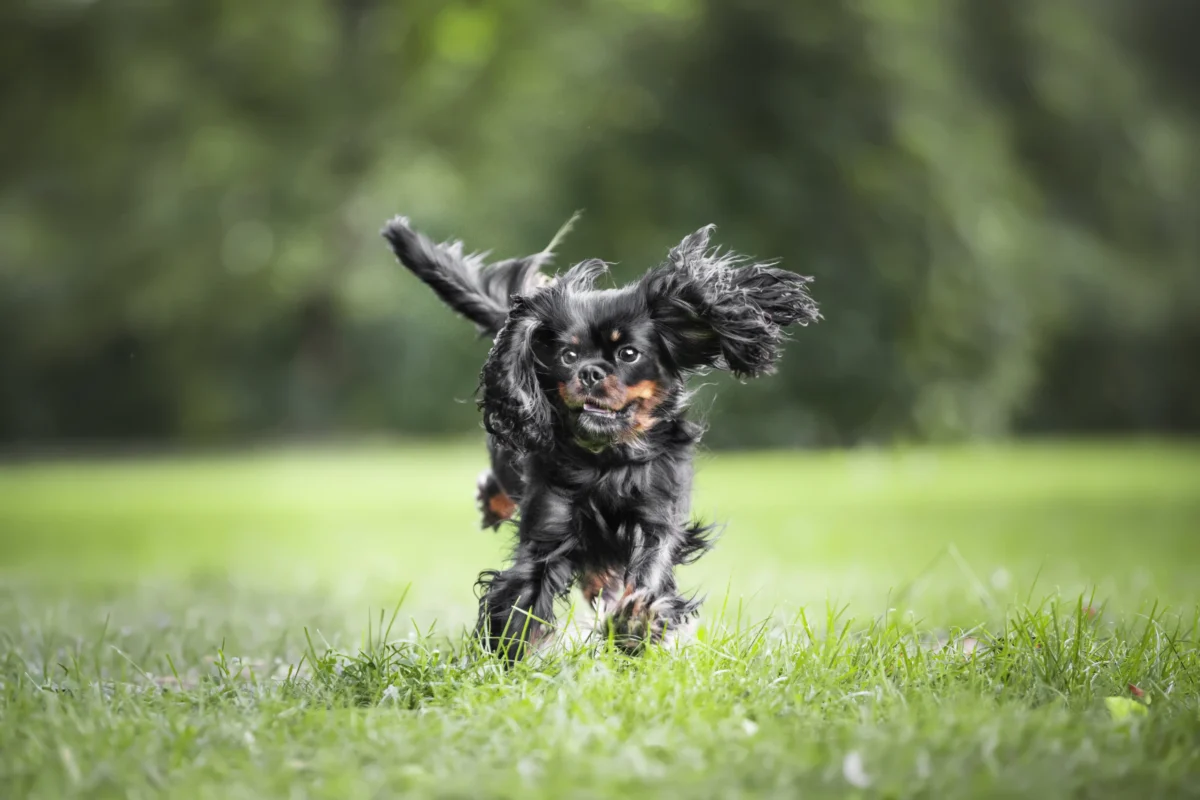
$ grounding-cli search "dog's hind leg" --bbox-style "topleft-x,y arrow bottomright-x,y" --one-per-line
476,469 -> 516,529
477,436 -> 525,529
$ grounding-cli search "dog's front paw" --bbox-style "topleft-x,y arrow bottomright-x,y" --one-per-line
598,588 -> 690,654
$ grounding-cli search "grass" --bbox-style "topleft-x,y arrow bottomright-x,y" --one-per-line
0,440 -> 1198,798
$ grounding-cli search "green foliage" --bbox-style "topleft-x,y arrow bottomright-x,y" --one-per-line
1,1 -> 1198,444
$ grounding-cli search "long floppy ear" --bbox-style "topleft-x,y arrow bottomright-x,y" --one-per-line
640,225 -> 819,376
479,295 -> 553,452
382,214 -> 576,338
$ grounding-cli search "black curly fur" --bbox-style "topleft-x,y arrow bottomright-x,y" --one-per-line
642,224 -> 820,377
382,215 -> 564,337
479,295 -> 554,453
384,218 -> 818,663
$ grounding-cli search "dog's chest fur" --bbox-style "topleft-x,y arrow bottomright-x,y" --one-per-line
541,448 -> 693,566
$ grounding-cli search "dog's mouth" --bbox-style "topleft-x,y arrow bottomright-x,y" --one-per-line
557,382 -> 656,447
580,400 -> 632,419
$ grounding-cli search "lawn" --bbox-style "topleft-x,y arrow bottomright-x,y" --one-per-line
1,441 -> 1198,798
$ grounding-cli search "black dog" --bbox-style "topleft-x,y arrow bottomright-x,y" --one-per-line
383,217 -> 818,661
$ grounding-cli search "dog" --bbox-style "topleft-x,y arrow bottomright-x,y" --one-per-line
382,216 -> 818,662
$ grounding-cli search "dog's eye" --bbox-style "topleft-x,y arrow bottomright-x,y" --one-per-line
560,348 -> 579,366
616,346 -> 640,363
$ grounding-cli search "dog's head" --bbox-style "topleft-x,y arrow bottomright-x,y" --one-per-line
480,225 -> 819,453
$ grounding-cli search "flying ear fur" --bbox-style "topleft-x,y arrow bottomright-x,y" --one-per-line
642,225 -> 819,376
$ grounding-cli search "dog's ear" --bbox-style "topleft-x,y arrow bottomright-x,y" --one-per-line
479,295 -> 553,452
640,225 -> 819,376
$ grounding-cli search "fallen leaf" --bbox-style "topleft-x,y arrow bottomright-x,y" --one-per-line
1105,696 -> 1148,721
1128,683 -> 1145,699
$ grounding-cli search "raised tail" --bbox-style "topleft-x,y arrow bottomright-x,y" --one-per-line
382,214 -> 578,337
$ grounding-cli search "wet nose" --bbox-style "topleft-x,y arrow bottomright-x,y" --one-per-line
578,363 -> 607,389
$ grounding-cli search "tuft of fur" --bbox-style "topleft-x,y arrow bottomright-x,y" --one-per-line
381,214 -> 577,337
479,296 -> 553,453
676,519 -> 721,565
641,225 -> 820,377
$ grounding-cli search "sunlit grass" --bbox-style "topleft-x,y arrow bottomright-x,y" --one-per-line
0,441 -> 1198,797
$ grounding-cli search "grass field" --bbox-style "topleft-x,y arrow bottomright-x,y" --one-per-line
1,441 -> 1198,798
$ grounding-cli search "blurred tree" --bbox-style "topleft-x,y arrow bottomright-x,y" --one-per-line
0,0 -> 1195,446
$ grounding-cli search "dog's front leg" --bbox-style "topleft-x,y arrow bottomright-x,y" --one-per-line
601,525 -> 700,653
474,490 -> 575,664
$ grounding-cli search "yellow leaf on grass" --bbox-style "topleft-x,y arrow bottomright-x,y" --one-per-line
1105,697 -> 1148,720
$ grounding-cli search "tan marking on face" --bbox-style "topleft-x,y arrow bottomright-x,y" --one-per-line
619,379 -> 666,437
570,335 -> 580,345
624,380 -> 658,402
564,375 -> 665,432
610,330 -> 621,342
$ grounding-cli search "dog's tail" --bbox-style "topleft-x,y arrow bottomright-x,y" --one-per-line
382,213 -> 579,337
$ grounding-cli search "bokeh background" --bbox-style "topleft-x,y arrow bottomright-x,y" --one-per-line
3,0 -> 1198,450
2,7 -> 1200,795
1,0 -> 1199,643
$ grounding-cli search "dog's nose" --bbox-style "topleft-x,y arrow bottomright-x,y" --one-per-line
578,363 -> 607,389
